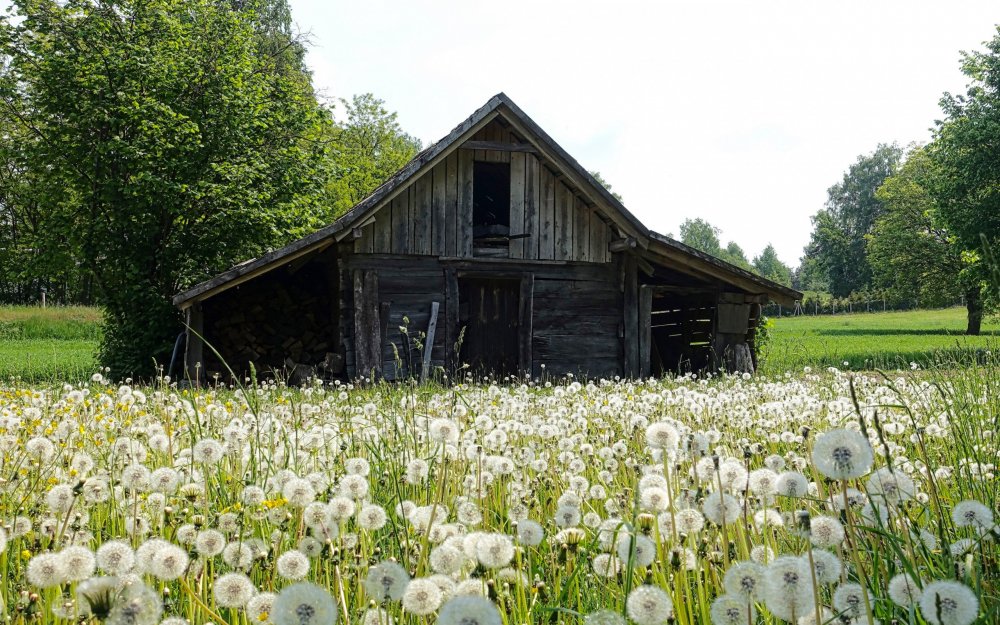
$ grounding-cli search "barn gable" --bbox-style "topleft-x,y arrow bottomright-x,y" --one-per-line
352,116 -> 614,264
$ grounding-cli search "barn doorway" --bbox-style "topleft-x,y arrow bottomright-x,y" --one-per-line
459,277 -> 520,377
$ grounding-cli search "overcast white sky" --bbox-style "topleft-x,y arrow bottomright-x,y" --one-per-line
288,0 -> 999,266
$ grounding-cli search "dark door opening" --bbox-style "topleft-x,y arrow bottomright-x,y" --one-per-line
459,277 -> 520,377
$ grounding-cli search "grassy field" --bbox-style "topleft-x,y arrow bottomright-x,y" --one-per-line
1,304 -> 998,381
0,305 -> 102,382
764,306 -> 999,372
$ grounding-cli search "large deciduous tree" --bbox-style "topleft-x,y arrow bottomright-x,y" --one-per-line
803,144 -> 902,297
0,0 -> 332,377
324,94 -> 421,217
752,244 -> 792,287
867,146 -> 983,332
929,26 -> 1000,329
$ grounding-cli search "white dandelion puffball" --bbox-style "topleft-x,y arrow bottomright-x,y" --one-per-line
807,549 -> 843,586
277,550 -> 312,580
149,543 -> 189,581
833,582 -> 871,619
775,471 -> 810,498
918,580 -> 979,625
808,515 -> 846,548
888,572 -> 922,607
108,583 -> 163,625
723,561 -> 765,600
96,540 -> 135,575
437,595 -> 502,625
402,578 -> 443,615
702,492 -> 741,525
364,561 -> 410,602
616,533 -> 656,568
710,594 -> 755,625
60,545 -> 97,581
271,582 -> 338,625
626,585 -> 674,625
952,500 -> 994,529
475,533 -> 514,568
195,529 -> 226,557
812,429 -> 874,480
27,552 -> 67,588
763,556 -> 814,622
247,592 -> 278,623
516,520 -> 545,546
866,467 -> 915,506
592,553 -> 623,577
645,422 -> 680,449
214,572 -> 256,608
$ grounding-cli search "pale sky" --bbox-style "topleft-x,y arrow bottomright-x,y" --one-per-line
289,0 -> 999,267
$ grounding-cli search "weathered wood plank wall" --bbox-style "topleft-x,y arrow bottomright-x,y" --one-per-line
355,119 -> 612,263
340,254 -> 622,380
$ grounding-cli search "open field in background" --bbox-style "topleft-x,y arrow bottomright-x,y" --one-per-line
763,306 -> 999,373
1,304 -> 998,381
0,306 -> 102,382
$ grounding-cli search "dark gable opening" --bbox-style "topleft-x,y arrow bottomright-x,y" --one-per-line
472,161 -> 511,239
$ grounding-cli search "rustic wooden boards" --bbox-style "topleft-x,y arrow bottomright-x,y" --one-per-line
354,117 -> 613,264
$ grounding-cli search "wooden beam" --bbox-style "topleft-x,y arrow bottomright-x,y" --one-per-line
460,140 -> 538,153
608,237 -> 637,253
635,255 -> 655,277
639,286 -> 652,378
518,273 -> 534,377
444,269 -> 459,375
184,303 -> 204,384
623,255 -> 639,377
421,301 -> 440,383
353,269 -> 381,381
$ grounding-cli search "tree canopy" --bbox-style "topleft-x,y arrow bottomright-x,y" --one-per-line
929,25 -> 1000,313
802,144 -> 902,297
0,0 -> 332,375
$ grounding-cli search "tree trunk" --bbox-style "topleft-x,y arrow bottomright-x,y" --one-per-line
966,286 -> 983,336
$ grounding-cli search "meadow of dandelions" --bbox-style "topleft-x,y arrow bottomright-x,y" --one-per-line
0,365 -> 996,625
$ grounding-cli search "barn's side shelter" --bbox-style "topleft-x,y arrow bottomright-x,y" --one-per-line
173,93 -> 801,382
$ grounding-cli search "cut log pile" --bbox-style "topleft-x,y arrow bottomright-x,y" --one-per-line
201,260 -> 341,381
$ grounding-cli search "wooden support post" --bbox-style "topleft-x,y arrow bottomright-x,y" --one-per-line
444,269 -> 459,376
353,269 -> 381,381
518,273 -> 534,377
639,285 -> 652,378
184,302 -> 204,384
623,255 -> 639,377
421,301 -> 440,383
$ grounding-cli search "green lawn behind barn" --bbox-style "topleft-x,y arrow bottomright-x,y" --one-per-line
0,305 -> 102,382
2,304 -> 999,381
763,305 -> 999,372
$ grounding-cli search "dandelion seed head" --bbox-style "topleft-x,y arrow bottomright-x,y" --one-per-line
626,585 -> 674,625
918,580 -> 978,625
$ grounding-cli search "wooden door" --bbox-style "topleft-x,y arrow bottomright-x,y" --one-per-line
459,277 -> 520,376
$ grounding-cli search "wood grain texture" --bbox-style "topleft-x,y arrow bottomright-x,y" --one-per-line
509,152 -> 526,259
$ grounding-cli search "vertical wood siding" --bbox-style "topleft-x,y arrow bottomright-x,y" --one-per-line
355,119 -> 613,263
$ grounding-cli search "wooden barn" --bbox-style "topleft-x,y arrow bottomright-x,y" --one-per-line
173,94 -> 801,382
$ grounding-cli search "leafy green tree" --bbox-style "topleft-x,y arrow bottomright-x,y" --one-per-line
869,147 -> 963,303
589,170 -> 624,203
793,255 -> 829,292
752,244 -> 792,287
928,26 -> 1000,332
679,218 -> 723,256
803,144 -> 902,296
325,94 -> 421,216
0,0 -> 332,376
721,241 -> 753,271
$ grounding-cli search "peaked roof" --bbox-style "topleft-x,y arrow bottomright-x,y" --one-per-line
174,93 -> 802,308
